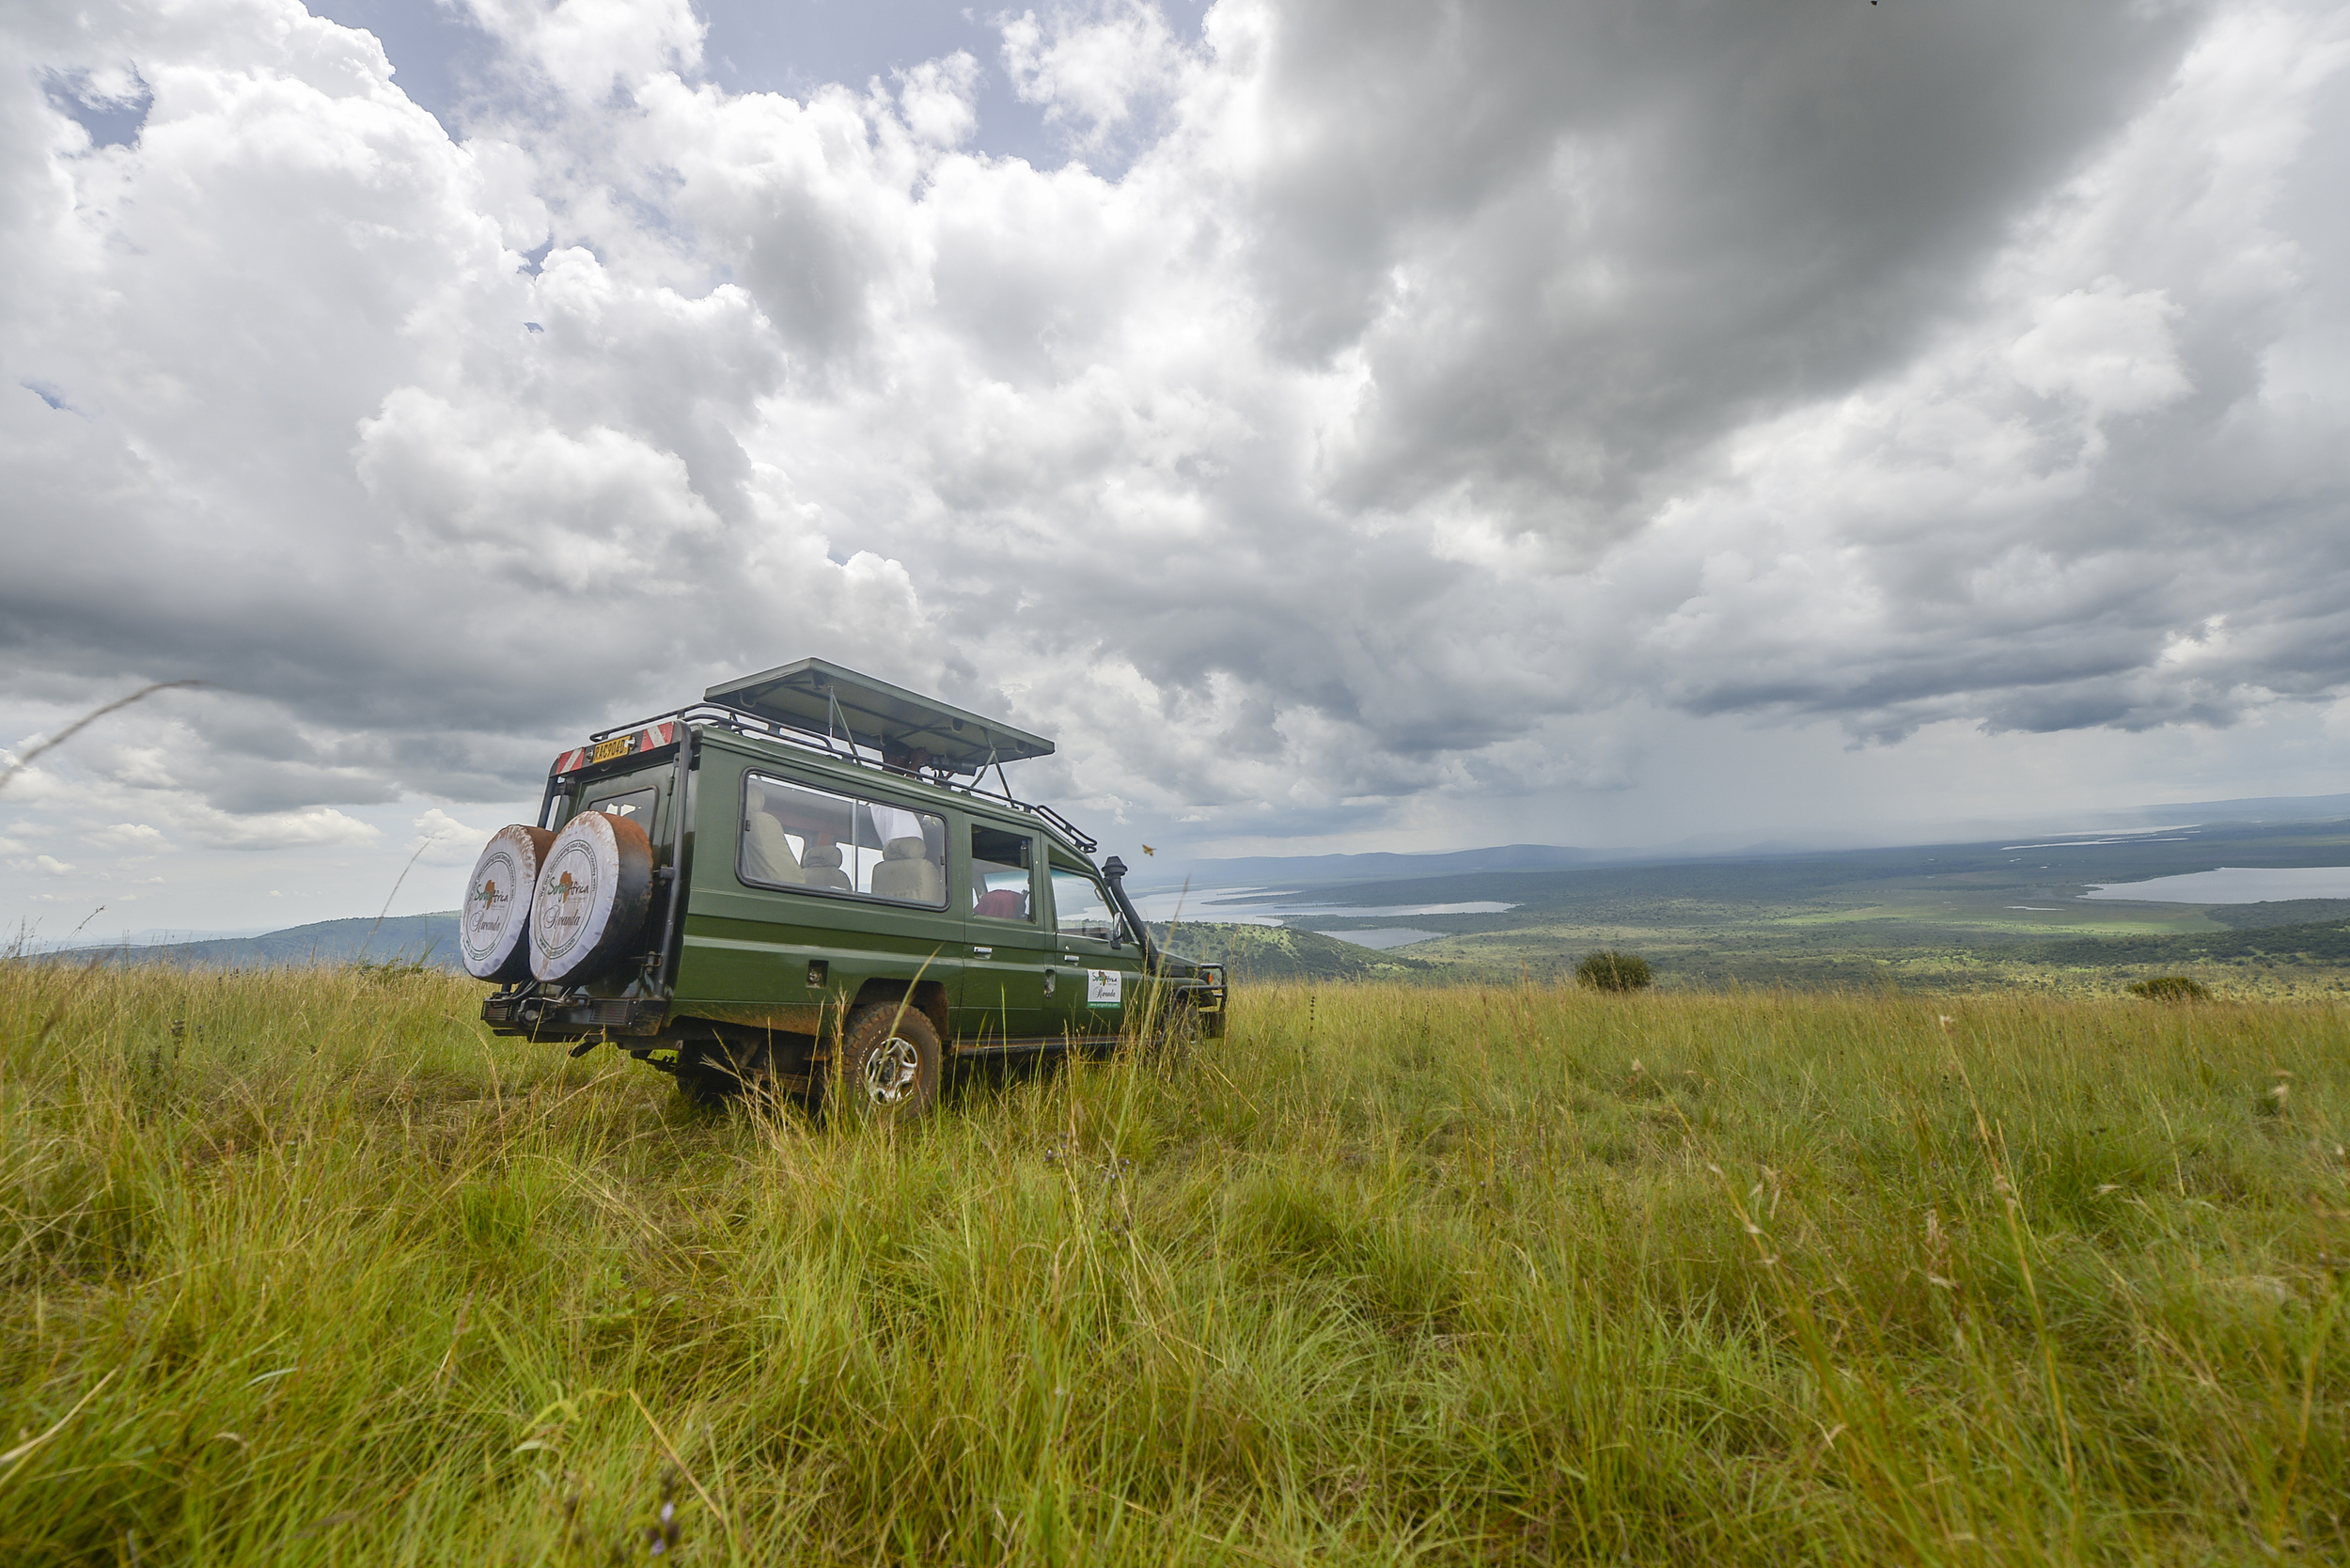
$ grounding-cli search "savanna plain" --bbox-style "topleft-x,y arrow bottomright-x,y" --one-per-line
3,963 -> 2346,1565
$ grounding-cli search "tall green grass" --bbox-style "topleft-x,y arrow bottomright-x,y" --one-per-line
3,964 -> 2345,1564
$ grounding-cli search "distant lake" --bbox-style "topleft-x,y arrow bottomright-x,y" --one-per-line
1129,886 -> 1514,924
2080,867 -> 2350,903
1313,927 -> 1445,950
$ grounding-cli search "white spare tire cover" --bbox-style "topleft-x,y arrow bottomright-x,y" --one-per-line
529,810 -> 656,985
459,824 -> 556,982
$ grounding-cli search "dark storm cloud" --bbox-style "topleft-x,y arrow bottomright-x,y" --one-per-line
1238,0 -> 2209,529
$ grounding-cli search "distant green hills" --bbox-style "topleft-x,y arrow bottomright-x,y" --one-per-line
34,911 -> 1421,986
22,808 -> 2350,997
37,913 -> 462,969
1152,922 -> 1434,982
2033,916 -> 2350,968
1170,814 -> 2350,994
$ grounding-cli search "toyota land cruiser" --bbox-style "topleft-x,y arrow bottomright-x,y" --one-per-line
458,659 -> 1223,1116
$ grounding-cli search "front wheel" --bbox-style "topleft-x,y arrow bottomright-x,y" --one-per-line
827,1003 -> 942,1121
1138,998 -> 1201,1063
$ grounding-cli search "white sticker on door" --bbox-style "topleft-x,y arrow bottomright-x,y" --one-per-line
1088,968 -> 1123,1007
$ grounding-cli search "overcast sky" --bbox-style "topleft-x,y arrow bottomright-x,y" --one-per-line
6,0 -> 2349,938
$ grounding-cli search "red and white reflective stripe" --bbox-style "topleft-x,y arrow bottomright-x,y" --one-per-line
551,722 -> 677,776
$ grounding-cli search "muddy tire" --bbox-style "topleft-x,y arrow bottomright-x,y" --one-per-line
528,810 -> 656,985
825,1003 -> 942,1121
1142,998 -> 1201,1063
674,1033 -> 821,1113
458,824 -> 556,982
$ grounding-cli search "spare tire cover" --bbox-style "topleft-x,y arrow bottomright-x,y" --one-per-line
529,810 -> 656,985
459,824 -> 556,982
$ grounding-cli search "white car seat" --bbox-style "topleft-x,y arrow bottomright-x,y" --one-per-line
870,836 -> 942,903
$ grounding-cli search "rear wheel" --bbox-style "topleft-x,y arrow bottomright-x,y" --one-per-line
826,1003 -> 942,1121
675,1036 -> 811,1113
676,1042 -> 760,1110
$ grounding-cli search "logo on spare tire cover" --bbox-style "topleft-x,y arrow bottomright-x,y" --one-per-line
533,836 -> 602,962
462,847 -> 522,963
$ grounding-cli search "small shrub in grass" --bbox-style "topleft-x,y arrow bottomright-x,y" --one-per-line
1576,949 -> 1653,992
2128,975 -> 2212,1002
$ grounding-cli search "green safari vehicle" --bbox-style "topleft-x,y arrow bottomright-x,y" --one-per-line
458,659 -> 1224,1115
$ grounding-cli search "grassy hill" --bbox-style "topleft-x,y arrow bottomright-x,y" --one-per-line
3,963 -> 2343,1562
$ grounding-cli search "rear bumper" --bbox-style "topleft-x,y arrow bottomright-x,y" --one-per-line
482,991 -> 668,1040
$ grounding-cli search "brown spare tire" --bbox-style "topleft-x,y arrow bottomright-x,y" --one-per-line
528,809 -> 656,986
459,824 -> 556,982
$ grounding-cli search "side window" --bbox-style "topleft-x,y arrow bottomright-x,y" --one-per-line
739,773 -> 946,907
1050,862 -> 1118,941
969,824 -> 1034,922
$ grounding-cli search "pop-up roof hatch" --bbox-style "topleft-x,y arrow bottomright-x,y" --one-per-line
704,658 -> 1054,775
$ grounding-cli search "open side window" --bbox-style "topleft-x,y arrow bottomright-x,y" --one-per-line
969,824 -> 1035,922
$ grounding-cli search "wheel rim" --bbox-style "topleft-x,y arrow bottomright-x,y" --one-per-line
863,1034 -> 922,1104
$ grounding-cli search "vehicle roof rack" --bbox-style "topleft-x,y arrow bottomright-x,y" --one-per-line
702,658 -> 1053,776
569,693 -> 1098,855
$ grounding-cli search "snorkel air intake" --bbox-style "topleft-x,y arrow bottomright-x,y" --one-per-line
1100,855 -> 1156,972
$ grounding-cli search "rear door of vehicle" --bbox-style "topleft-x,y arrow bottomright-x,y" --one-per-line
564,767 -> 678,993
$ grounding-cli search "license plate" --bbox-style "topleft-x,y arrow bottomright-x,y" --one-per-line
590,735 -> 632,764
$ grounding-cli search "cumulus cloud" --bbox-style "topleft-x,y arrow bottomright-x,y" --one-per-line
83,822 -> 169,853
1,0 -> 2347,895
190,807 -> 379,850
0,732 -> 380,861
411,807 -> 486,862
1001,1 -> 1190,158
